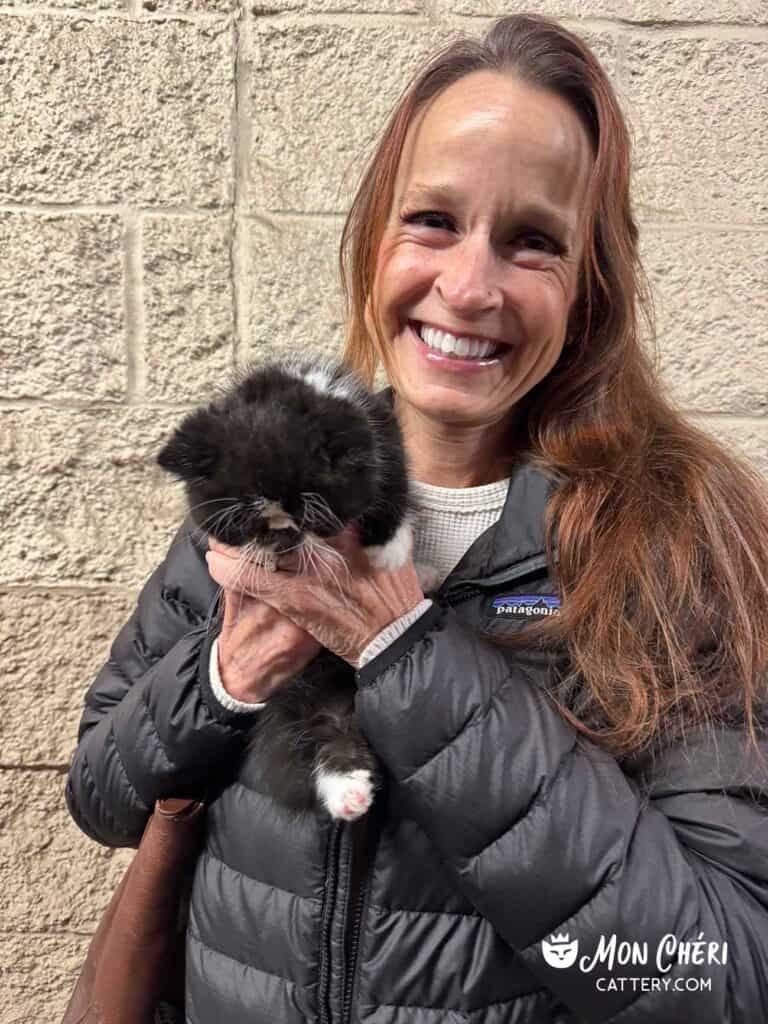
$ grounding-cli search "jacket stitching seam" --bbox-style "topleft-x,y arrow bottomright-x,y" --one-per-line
521,865 -> 623,955
187,924 -> 300,989
135,682 -> 180,775
368,901 -> 481,920
358,616 -> 444,690
77,749 -> 141,842
133,618 -> 157,668
106,718 -> 153,813
201,847 -> 323,906
161,585 -> 206,624
367,992 -> 546,1014
106,655 -> 132,687
397,669 -> 517,788
469,735 -> 579,864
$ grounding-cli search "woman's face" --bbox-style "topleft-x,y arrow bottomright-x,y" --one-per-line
369,71 -> 594,430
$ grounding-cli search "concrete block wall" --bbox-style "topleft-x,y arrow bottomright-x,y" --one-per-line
1,1 -> 765,1018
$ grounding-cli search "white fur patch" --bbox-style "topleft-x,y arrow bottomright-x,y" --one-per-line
282,357 -> 369,411
327,376 -> 358,402
262,500 -> 296,531
315,768 -> 375,821
366,520 -> 413,572
301,367 -> 334,395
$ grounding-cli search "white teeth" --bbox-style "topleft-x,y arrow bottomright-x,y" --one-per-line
418,324 -> 500,359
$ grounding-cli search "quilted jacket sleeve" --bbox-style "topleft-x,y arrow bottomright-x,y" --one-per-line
65,517 -> 258,849
355,602 -> 768,1023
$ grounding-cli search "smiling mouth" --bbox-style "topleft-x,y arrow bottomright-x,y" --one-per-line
409,320 -> 510,362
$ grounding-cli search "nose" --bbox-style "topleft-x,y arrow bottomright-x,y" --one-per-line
435,234 -> 502,316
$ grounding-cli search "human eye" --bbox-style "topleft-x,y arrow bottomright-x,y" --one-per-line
514,230 -> 564,255
400,209 -> 454,231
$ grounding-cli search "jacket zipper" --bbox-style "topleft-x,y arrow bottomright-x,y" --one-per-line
340,815 -> 371,1024
319,555 -> 550,1022
438,552 -> 550,607
319,812 -> 376,1024
318,822 -> 343,1024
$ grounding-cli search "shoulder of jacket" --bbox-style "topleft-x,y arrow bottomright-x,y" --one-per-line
149,515 -> 218,625
622,723 -> 768,798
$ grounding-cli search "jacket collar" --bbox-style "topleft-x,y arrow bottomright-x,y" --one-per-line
378,386 -> 557,586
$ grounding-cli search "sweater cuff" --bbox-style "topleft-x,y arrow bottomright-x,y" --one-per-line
357,599 -> 434,668
207,637 -> 267,713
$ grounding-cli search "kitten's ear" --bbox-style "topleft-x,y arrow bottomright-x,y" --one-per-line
157,411 -> 220,481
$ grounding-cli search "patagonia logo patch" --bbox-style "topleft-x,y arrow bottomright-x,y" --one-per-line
492,595 -> 562,618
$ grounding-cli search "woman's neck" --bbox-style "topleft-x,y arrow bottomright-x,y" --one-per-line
395,397 -> 518,487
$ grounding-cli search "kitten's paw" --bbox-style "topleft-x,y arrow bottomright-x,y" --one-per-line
366,521 -> 413,572
414,562 -> 442,594
315,768 -> 375,821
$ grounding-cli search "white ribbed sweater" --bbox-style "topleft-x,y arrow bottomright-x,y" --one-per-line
209,477 -> 511,713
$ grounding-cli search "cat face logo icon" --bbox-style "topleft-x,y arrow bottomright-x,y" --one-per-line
541,932 -> 579,969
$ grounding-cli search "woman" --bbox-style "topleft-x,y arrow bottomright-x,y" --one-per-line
66,13 -> 768,1023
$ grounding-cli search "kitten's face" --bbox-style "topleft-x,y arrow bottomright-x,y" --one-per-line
157,375 -> 376,553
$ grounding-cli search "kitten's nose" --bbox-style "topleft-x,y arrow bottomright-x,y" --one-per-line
262,499 -> 296,532
267,513 -> 295,531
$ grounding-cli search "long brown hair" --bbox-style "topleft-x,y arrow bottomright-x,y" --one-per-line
338,13 -> 768,761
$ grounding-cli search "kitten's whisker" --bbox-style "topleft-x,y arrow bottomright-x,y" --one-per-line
300,492 -> 345,534
304,536 -> 350,595
227,546 -> 254,598
201,505 -> 231,536
186,497 -> 241,517
198,503 -> 243,536
204,584 -> 226,635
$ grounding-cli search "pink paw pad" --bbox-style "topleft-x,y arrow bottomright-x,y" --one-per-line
315,768 -> 375,821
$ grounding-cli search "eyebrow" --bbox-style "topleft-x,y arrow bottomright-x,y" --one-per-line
399,183 -> 575,239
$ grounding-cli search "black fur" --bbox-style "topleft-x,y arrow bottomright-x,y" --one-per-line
157,359 -> 411,818
157,359 -> 410,554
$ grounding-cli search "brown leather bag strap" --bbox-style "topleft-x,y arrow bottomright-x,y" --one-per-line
61,798 -> 206,1024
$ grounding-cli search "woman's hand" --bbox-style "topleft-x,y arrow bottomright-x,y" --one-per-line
205,525 -> 426,666
214,590 -> 323,703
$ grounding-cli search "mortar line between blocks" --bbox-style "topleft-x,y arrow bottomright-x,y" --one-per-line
0,5 -> 229,25
231,2 -> 250,371
690,413 -> 768,424
123,209 -> 147,403
0,584 -> 142,596
249,10 -> 427,28
450,13 -> 768,42
0,202 -> 231,220
0,398 -> 196,410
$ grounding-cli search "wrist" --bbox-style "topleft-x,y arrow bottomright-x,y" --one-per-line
218,657 -> 273,704
356,599 -> 434,667
207,637 -> 268,713
216,638 -> 273,704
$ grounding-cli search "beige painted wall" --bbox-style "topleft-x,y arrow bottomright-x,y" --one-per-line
1,1 -> 766,1019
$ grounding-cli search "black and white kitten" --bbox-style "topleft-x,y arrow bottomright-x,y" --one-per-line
157,358 -> 429,821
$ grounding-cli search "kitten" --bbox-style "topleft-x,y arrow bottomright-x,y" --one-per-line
157,358 -> 428,821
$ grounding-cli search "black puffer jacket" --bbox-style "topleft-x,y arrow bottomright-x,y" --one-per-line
66,460 -> 768,1023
